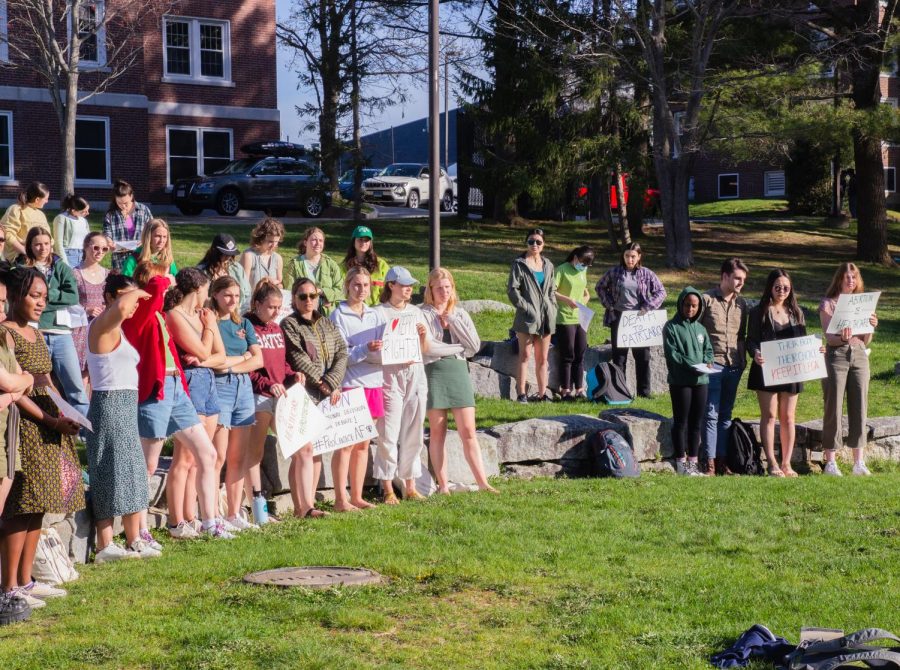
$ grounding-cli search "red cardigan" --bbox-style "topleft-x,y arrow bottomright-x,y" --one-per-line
122,275 -> 188,403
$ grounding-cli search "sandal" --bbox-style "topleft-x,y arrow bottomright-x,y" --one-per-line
382,491 -> 400,505
768,467 -> 785,478
404,488 -> 426,501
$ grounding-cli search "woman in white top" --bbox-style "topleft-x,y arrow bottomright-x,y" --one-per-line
85,274 -> 158,562
241,217 -> 284,290
52,195 -> 92,267
330,267 -> 385,509
422,268 -> 497,494
375,266 -> 429,503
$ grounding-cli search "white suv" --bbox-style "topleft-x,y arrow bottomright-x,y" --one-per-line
362,163 -> 454,210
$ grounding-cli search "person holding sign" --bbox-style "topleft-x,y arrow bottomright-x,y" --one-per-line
375,267 -> 430,502
423,268 -> 498,494
342,226 -> 391,306
282,277 -> 349,516
507,228 -> 557,403
596,242 -> 667,398
818,263 -> 879,476
747,269 -> 817,477
554,246 -> 594,401
330,267 -> 386,510
284,227 -> 345,316
663,287 -> 714,476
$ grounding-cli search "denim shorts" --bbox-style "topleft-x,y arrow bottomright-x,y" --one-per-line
137,375 -> 201,439
184,367 -> 220,417
215,372 -> 255,428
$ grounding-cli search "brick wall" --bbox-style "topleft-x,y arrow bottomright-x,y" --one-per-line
690,154 -> 783,202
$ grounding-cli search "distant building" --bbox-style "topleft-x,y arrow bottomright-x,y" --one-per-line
359,109 -> 458,168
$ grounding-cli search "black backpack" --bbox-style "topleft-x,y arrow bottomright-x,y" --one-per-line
785,628 -> 900,670
586,361 -> 633,405
591,429 -> 640,478
726,418 -> 764,476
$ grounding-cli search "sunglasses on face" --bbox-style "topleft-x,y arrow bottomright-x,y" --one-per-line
527,239 -> 543,246
91,245 -> 110,253
773,285 -> 791,292
296,293 -> 318,301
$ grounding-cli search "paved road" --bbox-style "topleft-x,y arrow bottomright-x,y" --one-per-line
164,204 -> 456,226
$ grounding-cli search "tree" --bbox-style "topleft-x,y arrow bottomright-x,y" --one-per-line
4,0 -> 175,200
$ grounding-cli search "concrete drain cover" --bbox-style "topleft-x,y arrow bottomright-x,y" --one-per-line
243,566 -> 382,589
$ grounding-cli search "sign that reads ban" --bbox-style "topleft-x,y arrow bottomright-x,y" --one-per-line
825,291 -> 880,336
380,313 -> 422,365
312,388 -> 379,456
274,384 -> 327,459
616,309 -> 667,348
760,335 -> 827,386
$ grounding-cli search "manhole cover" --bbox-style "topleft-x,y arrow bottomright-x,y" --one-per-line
243,566 -> 382,589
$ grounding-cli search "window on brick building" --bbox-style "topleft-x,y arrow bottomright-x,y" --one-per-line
717,173 -> 739,199
764,170 -> 785,197
167,126 -> 233,185
163,17 -> 231,83
885,167 -> 896,193
0,112 -> 13,180
75,117 -> 110,184
77,1 -> 106,66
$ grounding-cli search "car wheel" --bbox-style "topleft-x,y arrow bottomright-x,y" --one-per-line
406,191 -> 420,209
304,194 -> 325,218
177,205 -> 203,216
441,190 -> 453,212
215,189 -> 242,216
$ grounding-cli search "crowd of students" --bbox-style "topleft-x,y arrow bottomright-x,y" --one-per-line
0,183 -> 883,626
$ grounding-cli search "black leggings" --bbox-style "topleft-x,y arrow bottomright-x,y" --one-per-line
669,384 -> 709,459
610,317 -> 653,397
556,324 -> 587,391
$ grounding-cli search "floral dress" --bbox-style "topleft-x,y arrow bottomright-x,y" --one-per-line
73,266 -> 107,371
1,326 -> 84,517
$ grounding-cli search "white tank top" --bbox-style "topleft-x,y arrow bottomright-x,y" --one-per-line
86,321 -> 140,391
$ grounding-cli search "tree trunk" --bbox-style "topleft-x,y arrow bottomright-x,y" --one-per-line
614,167 -> 631,246
62,72 -> 79,201
655,156 -> 694,268
350,0 -> 362,221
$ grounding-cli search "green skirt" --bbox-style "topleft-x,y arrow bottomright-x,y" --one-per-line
425,357 -> 475,410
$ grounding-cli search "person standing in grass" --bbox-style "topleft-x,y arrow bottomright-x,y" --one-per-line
818,262 -> 879,476
197,233 -> 252,314
284,227 -> 344,315
1,182 -> 50,263
282,277 -> 348,516
700,258 -> 749,476
595,242 -> 666,399
241,218 -> 284,290
51,194 -> 91,267
330,267 -> 385,510
554,246 -> 594,401
663,286 -> 714,476
121,219 -> 178,278
423,267 -> 497,494
72,232 -> 111,392
747,269 -> 820,478
342,226 -> 390,306
103,180 -> 153,272
507,228 -> 557,403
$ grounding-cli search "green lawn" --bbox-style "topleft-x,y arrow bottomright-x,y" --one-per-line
689,199 -> 790,218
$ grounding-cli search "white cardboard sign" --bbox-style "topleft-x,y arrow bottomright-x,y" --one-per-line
380,313 -> 422,365
577,303 -> 594,333
825,291 -> 880,336
274,383 -> 327,459
760,335 -> 827,386
616,310 -> 667,348
312,388 -> 379,456
274,290 -> 293,325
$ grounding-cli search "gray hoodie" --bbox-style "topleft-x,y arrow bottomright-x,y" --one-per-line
507,255 -> 558,335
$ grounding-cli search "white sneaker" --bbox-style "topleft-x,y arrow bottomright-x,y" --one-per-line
225,515 -> 259,531
21,580 -> 66,599
167,521 -> 200,540
203,521 -> 235,540
823,461 -> 843,477
95,543 -> 140,564
852,462 -> 872,476
139,529 -> 163,552
127,538 -> 162,559
187,518 -> 203,534
13,589 -> 46,609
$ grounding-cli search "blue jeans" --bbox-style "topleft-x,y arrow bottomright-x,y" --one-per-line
702,364 -> 744,461
44,332 -> 90,417
64,248 -> 82,267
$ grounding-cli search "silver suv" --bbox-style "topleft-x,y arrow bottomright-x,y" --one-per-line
362,163 -> 454,210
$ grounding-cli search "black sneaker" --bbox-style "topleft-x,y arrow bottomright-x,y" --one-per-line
528,394 -> 549,403
516,394 -> 528,404
0,591 -> 31,626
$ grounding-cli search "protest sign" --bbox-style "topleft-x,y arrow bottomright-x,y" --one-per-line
274,290 -> 293,324
577,304 -> 594,333
274,384 -> 327,459
47,388 -> 93,432
312,388 -> 379,456
381,313 -> 422,364
760,335 -> 827,386
616,310 -> 667,348
825,291 -> 880,336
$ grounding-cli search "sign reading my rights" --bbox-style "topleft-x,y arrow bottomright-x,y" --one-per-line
380,313 -> 422,365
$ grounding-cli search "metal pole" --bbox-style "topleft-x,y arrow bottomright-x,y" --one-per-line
428,0 -> 440,270
444,51 -> 449,170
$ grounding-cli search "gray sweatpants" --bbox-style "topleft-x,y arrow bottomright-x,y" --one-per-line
821,343 -> 869,452
374,363 -> 427,480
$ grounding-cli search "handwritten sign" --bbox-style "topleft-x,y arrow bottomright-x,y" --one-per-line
577,303 -> 594,333
47,388 -> 93,432
274,290 -> 293,325
381,313 -> 422,365
274,384 -> 327,459
312,388 -> 379,456
825,291 -> 880,336
616,310 -> 667,348
760,335 -> 827,386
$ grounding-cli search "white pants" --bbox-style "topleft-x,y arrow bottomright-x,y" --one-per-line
374,364 -> 427,480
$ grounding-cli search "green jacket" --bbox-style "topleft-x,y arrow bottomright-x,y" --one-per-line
507,255 -> 558,335
663,286 -> 714,386
284,253 -> 344,315
31,257 -> 79,331
122,247 -> 178,278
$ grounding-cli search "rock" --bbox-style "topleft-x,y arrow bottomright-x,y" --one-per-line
599,408 -> 673,460
148,456 -> 172,510
801,417 -> 873,447
43,509 -> 94,565
488,414 -> 622,463
426,429 -> 500,485
262,435 -> 381,494
869,436 -> 900,461
640,460 -> 676,474
468,362 -> 525,400
458,299 -> 515,315
502,462 -> 564,478
583,344 -> 668,397
868,416 -> 900,440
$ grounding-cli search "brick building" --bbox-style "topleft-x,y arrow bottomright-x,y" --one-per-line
0,0 -> 280,207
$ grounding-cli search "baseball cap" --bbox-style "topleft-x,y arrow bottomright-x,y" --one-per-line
213,233 -> 240,256
351,225 -> 374,240
384,266 -> 418,286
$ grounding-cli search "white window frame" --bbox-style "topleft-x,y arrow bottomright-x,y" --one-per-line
0,1 -> 8,62
67,1 -> 107,68
717,173 -> 740,200
165,125 -> 233,187
0,111 -> 14,182
74,115 -> 111,186
764,170 -> 785,197
162,16 -> 232,85
885,167 -> 896,193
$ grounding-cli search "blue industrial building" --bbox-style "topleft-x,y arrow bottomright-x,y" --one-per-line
357,109 -> 459,169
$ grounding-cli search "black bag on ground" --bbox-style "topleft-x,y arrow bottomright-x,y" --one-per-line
727,418 -> 764,475
590,429 -> 640,478
785,628 -> 900,670
586,361 -> 633,405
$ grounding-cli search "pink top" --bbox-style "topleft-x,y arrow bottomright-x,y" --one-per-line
124,214 -> 135,237
819,297 -> 871,348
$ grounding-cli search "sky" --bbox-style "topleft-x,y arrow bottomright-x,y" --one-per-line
275,0 -> 431,146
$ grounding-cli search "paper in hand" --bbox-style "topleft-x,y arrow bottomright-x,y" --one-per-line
46,388 -> 93,432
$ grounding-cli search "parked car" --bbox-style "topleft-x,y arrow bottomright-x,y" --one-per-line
172,141 -> 331,218
338,168 -> 381,200
362,163 -> 454,210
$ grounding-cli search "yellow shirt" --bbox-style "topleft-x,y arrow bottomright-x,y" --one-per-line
1,204 -> 50,262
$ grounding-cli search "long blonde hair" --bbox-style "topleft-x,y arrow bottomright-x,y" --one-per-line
424,267 -> 458,313
343,266 -> 371,299
825,262 -> 865,299
135,218 -> 174,271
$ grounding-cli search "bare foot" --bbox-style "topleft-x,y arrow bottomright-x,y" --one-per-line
333,502 -> 360,513
437,487 -> 451,495
350,499 -> 376,509
480,485 -> 500,494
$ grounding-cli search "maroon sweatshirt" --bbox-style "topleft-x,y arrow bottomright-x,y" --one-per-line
247,314 -> 296,397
